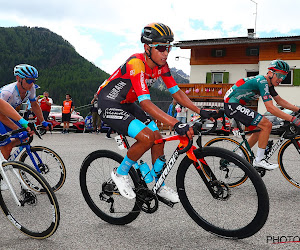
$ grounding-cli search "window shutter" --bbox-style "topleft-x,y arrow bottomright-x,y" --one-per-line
223,72 -> 229,83
206,72 -> 212,83
246,48 -> 250,56
211,49 -> 216,57
292,44 -> 297,52
293,69 -> 300,86
278,44 -> 283,53
222,49 -> 226,57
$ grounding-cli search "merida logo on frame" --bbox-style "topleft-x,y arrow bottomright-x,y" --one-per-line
267,235 -> 300,244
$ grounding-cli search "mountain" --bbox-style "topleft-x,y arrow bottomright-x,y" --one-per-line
0,26 -> 109,112
0,26 -> 189,115
152,67 -> 189,91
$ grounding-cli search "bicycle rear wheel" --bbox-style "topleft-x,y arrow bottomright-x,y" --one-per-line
0,161 -> 60,239
176,147 -> 269,239
19,146 -> 66,192
80,150 -> 141,225
204,137 -> 250,187
278,136 -> 300,188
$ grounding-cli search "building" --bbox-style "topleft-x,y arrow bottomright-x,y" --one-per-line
175,30 -> 300,114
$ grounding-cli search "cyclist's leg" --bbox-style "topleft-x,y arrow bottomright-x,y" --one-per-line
225,103 -> 276,169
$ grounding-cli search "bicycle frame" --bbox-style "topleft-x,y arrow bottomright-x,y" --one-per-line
0,152 -> 28,207
235,119 -> 300,161
8,145 -> 43,174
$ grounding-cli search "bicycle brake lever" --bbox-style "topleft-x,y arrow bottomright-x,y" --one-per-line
28,123 -> 42,140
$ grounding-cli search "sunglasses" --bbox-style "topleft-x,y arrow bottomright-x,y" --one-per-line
149,44 -> 172,53
273,72 -> 287,80
25,79 -> 36,84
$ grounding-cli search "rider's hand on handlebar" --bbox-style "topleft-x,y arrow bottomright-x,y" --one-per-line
291,116 -> 300,127
173,122 -> 194,139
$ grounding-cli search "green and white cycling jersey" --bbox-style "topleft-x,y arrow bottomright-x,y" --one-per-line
224,75 -> 278,104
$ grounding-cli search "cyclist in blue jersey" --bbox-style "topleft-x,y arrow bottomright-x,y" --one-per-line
97,23 -> 213,201
224,59 -> 300,170
0,64 -> 50,159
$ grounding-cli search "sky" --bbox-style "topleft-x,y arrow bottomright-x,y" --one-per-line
0,0 -> 300,76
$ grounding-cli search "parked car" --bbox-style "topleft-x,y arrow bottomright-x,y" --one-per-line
190,109 -> 231,136
264,108 -> 294,135
46,105 -> 85,132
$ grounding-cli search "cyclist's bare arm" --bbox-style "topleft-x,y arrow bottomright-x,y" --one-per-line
0,99 -> 25,123
172,89 -> 201,114
273,95 -> 300,113
264,100 -> 293,121
31,100 -> 45,122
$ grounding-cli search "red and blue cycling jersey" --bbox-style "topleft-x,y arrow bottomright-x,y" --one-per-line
97,53 -> 179,103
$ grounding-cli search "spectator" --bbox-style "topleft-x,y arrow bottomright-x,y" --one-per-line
38,91 -> 53,121
167,99 -> 177,135
175,103 -> 188,123
91,93 -> 101,133
61,94 -> 74,134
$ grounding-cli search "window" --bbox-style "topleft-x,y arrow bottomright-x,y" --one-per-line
279,71 -> 292,85
246,47 -> 259,56
247,71 -> 259,77
282,45 -> 292,52
212,73 -> 223,84
211,49 -> 226,57
278,44 -> 296,53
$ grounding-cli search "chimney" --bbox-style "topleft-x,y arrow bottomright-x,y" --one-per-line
247,28 -> 255,38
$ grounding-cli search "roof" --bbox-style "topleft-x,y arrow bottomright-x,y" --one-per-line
174,35 -> 300,48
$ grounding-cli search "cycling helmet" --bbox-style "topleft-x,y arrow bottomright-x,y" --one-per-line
268,59 -> 290,73
14,64 -> 38,79
141,23 -> 174,44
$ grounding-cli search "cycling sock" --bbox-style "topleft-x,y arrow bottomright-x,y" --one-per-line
256,147 -> 265,162
116,155 -> 136,175
151,156 -> 166,186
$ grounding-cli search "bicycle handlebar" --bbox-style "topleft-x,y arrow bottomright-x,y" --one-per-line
177,109 -> 225,154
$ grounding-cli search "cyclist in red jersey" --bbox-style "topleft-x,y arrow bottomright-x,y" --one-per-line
97,23 -> 212,201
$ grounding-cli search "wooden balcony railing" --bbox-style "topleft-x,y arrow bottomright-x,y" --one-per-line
178,83 -> 234,101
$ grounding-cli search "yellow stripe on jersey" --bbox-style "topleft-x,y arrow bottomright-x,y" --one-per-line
127,58 -> 145,76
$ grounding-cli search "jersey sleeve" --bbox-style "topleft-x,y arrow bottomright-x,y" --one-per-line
160,64 -> 179,94
0,89 -> 13,103
28,86 -> 37,101
127,58 -> 151,103
258,78 -> 273,102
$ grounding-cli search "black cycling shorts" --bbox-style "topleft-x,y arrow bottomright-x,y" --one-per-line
62,113 -> 71,122
98,97 -> 151,136
224,103 -> 263,127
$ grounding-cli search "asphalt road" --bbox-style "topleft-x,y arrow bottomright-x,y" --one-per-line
1,131 -> 299,250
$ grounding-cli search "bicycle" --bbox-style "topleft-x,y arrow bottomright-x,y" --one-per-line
0,127 -> 60,239
204,114 -> 300,188
79,112 -> 269,239
8,124 -> 66,192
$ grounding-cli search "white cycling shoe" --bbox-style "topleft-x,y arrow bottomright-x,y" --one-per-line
157,186 -> 179,203
253,159 -> 278,170
111,170 -> 136,199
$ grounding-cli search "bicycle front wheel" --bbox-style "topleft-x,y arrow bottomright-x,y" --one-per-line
0,161 -> 60,239
204,137 -> 251,187
80,150 -> 141,225
176,147 -> 269,239
278,136 -> 300,188
19,146 -> 66,192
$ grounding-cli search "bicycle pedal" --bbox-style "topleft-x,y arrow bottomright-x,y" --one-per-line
157,195 -> 175,208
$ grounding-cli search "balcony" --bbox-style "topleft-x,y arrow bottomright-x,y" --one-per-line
178,83 -> 233,101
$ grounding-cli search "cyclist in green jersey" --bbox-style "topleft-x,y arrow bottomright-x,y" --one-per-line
224,59 -> 300,170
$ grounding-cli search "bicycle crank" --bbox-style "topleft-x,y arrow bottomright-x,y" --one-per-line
135,186 -> 158,214
210,180 -> 230,200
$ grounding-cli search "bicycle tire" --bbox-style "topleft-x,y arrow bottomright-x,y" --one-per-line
80,150 -> 141,225
278,136 -> 300,189
176,147 -> 269,239
0,161 -> 60,239
19,146 -> 66,192
204,137 -> 250,187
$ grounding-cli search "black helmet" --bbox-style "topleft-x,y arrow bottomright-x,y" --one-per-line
141,23 -> 174,44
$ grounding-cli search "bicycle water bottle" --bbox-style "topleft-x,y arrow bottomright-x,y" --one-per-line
264,140 -> 273,156
151,155 -> 166,179
134,160 -> 153,183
